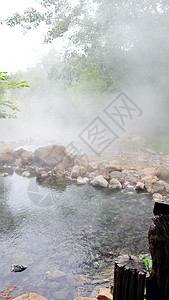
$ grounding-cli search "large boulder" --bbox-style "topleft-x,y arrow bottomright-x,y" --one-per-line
155,165 -> 169,182
91,175 -> 108,188
13,293 -> 48,300
71,166 -> 86,178
34,145 -> 66,167
0,149 -> 14,164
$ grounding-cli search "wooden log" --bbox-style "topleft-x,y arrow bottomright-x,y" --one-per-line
113,255 -> 146,300
147,214 -> 169,300
153,199 -> 169,216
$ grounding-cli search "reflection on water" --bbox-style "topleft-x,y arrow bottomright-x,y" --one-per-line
0,173 -> 153,299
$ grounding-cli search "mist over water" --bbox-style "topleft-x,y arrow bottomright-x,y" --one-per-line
1,0 -> 169,154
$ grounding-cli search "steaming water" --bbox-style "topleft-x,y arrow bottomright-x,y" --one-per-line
0,173 -> 153,299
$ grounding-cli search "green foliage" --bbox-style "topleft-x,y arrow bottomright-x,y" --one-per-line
0,72 -> 30,119
138,254 -> 152,275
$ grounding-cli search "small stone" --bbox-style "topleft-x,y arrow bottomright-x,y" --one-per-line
135,182 -> 145,192
53,163 -> 63,173
91,175 -> 108,188
62,153 -> 75,168
110,171 -> 125,183
153,193 -> 164,202
16,158 -> 22,165
86,162 -> 98,173
109,178 -> 122,190
100,161 -> 122,172
77,176 -> 88,185
1,173 -> 9,177
22,171 -> 31,177
71,166 -> 86,178
11,264 -> 27,272
46,269 -> 66,281
40,170 -> 48,178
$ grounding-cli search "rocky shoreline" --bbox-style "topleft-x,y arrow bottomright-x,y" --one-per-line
0,144 -> 169,200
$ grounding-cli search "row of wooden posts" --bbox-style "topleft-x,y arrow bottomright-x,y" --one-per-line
113,199 -> 169,300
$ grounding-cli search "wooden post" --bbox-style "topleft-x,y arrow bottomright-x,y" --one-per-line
113,255 -> 146,300
147,199 -> 169,300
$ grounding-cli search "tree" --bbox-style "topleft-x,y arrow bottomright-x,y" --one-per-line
5,0 -> 169,91
0,72 -> 29,119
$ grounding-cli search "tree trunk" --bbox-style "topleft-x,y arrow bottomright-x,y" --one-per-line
113,255 -> 146,300
147,213 -> 169,300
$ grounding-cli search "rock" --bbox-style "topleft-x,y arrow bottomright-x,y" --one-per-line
46,269 -> 66,281
14,148 -> 27,159
155,165 -> 169,182
62,153 -> 75,168
53,163 -> 63,173
143,167 -> 156,176
135,182 -> 145,192
71,166 -> 86,178
164,182 -> 169,193
145,178 -> 166,194
100,160 -> 122,172
97,288 -> 113,300
13,293 -> 48,300
40,170 -> 48,178
77,176 -> 88,185
102,171 -> 110,181
53,287 -> 70,299
21,151 -> 33,164
16,158 -> 22,165
87,170 -> 101,180
1,172 -> 9,177
22,171 -> 31,177
0,149 -> 14,164
142,175 -> 159,183
74,158 -> 87,167
153,193 -> 164,202
34,145 -> 66,167
11,264 -> 27,272
68,274 -> 88,286
110,171 -> 125,183
91,175 -> 108,188
109,178 -> 122,190
86,162 -> 98,173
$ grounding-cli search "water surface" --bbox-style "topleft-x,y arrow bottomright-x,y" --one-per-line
0,173 -> 153,299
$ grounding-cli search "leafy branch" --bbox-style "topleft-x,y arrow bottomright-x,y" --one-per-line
0,72 -> 30,119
